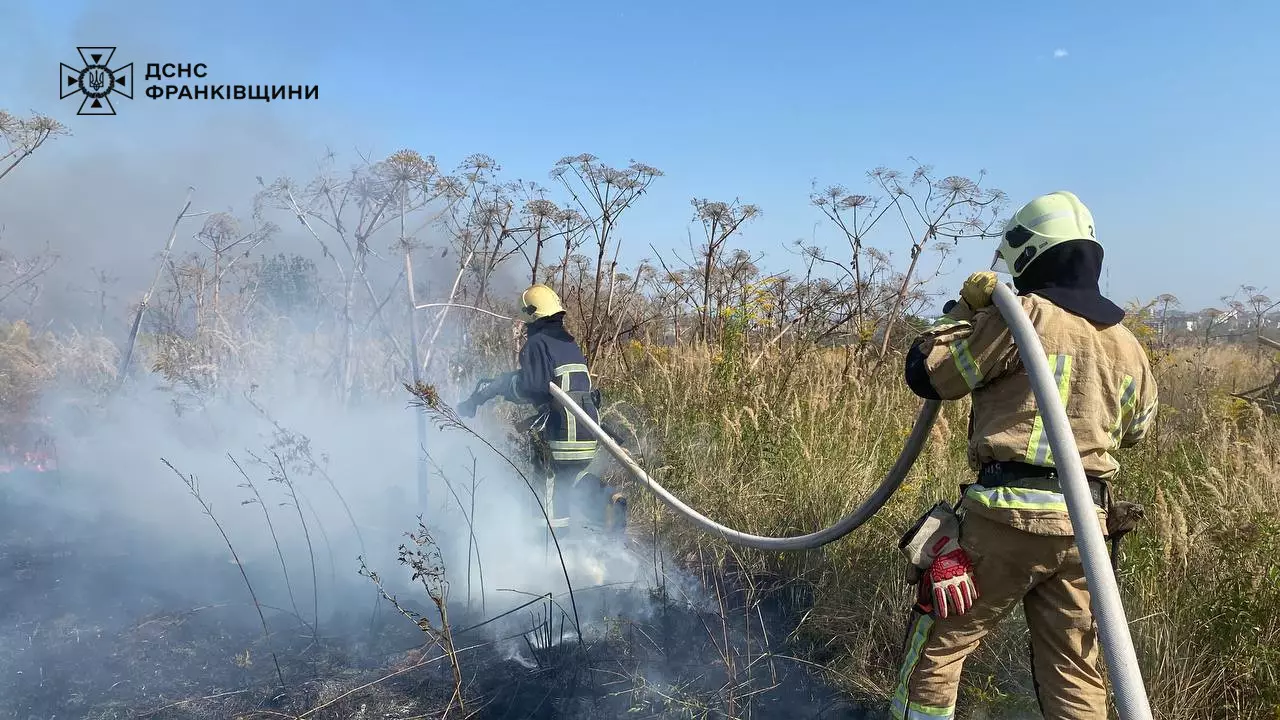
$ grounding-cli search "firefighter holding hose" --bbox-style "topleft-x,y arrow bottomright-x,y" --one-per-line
892,191 -> 1158,720
458,283 -> 625,539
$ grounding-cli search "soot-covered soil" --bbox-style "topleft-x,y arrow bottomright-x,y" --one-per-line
0,477 -> 875,719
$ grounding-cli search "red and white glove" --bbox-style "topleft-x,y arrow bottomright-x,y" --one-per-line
899,502 -> 980,619
924,547 -> 978,619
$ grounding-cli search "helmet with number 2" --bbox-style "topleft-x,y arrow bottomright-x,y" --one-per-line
992,191 -> 1098,278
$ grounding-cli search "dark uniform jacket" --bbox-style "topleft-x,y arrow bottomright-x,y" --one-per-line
501,313 -> 599,462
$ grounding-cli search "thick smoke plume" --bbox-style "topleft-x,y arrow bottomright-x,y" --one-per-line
0,7 -> 882,717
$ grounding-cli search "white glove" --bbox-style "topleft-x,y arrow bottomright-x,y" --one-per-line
899,502 -> 963,572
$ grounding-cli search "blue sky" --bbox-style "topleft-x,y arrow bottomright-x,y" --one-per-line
3,0 -> 1278,311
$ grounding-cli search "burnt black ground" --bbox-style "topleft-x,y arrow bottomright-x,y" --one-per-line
0,475 -> 877,719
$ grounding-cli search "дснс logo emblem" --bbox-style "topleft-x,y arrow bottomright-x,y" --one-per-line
60,47 -> 134,115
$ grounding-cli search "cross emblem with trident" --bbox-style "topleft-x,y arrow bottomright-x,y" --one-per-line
60,47 -> 134,116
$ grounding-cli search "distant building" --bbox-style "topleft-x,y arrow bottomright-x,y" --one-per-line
1151,306 -> 1280,344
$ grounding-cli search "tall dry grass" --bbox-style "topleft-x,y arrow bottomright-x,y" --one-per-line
598,339 -> 1280,719
5,299 -> 1279,718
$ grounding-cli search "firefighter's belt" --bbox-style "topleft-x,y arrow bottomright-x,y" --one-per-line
542,390 -> 597,414
978,461 -> 1107,509
527,393 -> 598,436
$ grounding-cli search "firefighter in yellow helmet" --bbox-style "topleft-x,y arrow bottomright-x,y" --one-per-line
892,191 -> 1158,720
459,284 -> 625,537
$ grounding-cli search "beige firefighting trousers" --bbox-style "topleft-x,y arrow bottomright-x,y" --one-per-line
891,511 -> 1106,720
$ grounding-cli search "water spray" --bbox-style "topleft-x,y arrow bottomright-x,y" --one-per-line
549,281 -> 1154,720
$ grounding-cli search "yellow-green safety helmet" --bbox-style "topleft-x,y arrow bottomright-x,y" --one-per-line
518,283 -> 564,323
992,191 -> 1098,278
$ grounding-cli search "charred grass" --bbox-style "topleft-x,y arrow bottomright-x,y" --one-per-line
0,479 -> 869,719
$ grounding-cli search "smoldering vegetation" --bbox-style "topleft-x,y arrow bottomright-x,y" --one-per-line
0,117 -> 878,718
0,428 -> 863,719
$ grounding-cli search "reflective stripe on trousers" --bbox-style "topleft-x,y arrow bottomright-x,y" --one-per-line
891,613 -> 955,720
889,512 -> 1108,720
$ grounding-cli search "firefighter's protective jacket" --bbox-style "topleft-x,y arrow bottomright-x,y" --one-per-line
501,313 -> 600,463
906,294 -> 1158,535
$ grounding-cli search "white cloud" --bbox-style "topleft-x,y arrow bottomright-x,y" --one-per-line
1053,48 -> 1069,59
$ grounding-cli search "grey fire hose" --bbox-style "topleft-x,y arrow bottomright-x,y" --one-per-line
990,282 -> 1154,720
548,282 -> 1152,719
550,381 -> 941,550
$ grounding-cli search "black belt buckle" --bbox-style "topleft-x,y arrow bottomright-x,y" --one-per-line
979,462 -> 1106,509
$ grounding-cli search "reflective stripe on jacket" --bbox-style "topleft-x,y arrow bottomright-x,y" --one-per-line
907,294 -> 1158,535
